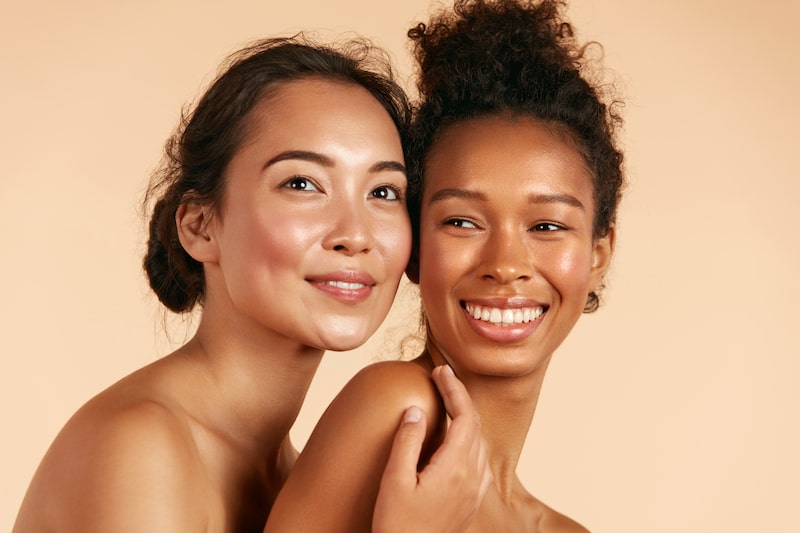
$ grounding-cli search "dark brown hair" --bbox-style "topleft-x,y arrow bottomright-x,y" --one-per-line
143,35 -> 411,313
407,0 -> 624,311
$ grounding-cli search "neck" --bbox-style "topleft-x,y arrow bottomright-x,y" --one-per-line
425,345 -> 550,500
172,297 -> 325,462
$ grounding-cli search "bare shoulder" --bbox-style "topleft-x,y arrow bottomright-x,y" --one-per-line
14,383 -> 208,532
539,503 -> 591,533
265,360 -> 444,532
308,359 -> 445,454
340,360 -> 442,416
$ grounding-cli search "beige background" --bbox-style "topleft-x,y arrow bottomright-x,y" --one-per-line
2,0 -> 798,531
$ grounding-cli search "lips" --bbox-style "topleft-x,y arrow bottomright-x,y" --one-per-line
463,302 -> 545,327
320,280 -> 368,290
308,271 -> 377,303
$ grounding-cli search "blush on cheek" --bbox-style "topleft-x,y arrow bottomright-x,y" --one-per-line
553,249 -> 593,289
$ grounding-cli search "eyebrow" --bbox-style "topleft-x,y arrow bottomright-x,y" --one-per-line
264,150 -> 406,174
530,192 -> 585,211
427,188 -> 487,204
428,187 -> 584,210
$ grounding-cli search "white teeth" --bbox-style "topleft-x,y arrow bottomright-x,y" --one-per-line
464,303 -> 544,327
323,281 -> 366,290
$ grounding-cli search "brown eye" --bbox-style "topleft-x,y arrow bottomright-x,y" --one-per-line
281,177 -> 319,192
444,218 -> 477,229
371,185 -> 401,201
532,222 -> 564,232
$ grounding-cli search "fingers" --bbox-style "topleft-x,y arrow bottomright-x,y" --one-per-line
431,365 -> 471,420
381,406 -> 428,488
432,366 -> 482,452
428,365 -> 491,491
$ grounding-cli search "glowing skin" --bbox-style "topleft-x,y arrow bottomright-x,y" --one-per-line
204,78 -> 411,351
418,115 -> 612,378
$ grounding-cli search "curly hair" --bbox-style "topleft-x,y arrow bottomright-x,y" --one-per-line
142,35 -> 411,313
407,0 -> 624,312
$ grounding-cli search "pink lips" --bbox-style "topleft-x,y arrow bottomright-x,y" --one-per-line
308,270 -> 376,303
461,297 -> 547,342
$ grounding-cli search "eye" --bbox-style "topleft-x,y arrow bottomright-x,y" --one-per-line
371,185 -> 402,201
281,176 -> 320,192
444,218 -> 478,229
531,222 -> 566,232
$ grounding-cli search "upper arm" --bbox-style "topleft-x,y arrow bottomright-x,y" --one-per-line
264,361 -> 444,533
15,401 -> 209,533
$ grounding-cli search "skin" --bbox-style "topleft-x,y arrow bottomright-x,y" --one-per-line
266,114 -> 614,532
13,78 -> 487,533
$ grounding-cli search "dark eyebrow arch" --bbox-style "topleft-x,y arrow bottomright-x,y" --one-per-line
370,160 -> 407,174
428,188 -> 487,205
264,150 -> 406,174
428,188 -> 584,210
529,192 -> 585,211
264,150 -> 333,169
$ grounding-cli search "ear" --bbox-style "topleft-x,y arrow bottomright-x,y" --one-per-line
588,225 -> 615,290
405,241 -> 420,285
176,198 -> 219,264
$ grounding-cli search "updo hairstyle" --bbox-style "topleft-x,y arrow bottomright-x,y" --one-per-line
143,35 -> 411,313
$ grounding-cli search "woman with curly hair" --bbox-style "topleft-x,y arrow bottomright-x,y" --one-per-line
264,0 -> 624,531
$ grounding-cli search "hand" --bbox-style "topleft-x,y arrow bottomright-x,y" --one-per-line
372,365 -> 491,533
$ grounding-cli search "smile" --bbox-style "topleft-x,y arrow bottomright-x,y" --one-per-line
321,280 -> 368,290
463,303 -> 545,327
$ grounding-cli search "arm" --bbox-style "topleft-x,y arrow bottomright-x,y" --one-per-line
264,361 -> 446,533
373,364 -> 492,533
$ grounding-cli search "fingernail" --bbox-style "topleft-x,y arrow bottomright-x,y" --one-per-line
404,406 -> 422,423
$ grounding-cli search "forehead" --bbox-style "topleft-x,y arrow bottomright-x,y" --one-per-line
424,115 -> 594,198
241,76 -> 398,146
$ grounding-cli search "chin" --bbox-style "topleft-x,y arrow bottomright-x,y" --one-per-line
313,325 -> 375,353
455,349 -> 553,379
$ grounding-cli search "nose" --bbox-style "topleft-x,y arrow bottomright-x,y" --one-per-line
479,228 -> 533,283
321,204 -> 373,256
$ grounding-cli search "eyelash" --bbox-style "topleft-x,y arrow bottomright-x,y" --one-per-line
371,185 -> 403,202
281,178 -> 403,202
531,222 -> 566,232
442,219 -> 566,232
443,218 -> 477,229
281,176 -> 320,192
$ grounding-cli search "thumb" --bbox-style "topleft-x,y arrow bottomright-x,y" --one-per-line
381,406 -> 427,487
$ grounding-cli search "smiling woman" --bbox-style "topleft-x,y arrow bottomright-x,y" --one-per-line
192,77 -> 411,352
416,115 -> 612,380
11,35 -> 490,533
262,1 -> 624,531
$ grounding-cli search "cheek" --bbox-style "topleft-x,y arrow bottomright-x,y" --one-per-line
417,232 -> 475,311
546,244 -> 595,296
240,209 -> 323,268
418,232 -> 453,286
375,213 -> 412,275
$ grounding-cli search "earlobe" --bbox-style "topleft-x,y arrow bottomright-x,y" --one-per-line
176,200 -> 219,263
589,226 -> 615,288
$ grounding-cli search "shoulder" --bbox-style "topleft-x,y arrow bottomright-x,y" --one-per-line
325,361 -> 445,435
295,359 -> 447,468
265,361 -> 444,531
301,359 -> 446,476
15,387 -> 208,532
539,504 -> 590,533
342,360 -> 441,412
